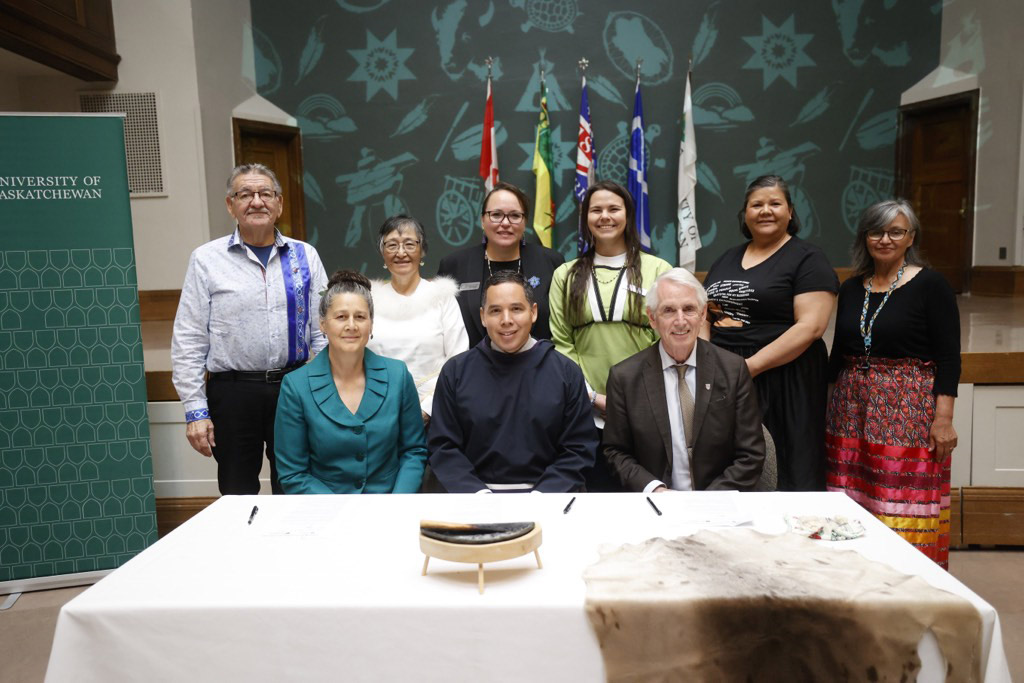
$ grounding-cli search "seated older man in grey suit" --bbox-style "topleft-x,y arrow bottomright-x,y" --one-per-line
603,268 -> 765,493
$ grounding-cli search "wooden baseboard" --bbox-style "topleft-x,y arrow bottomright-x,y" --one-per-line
145,371 -> 178,402
949,488 -> 962,549
155,496 -> 217,537
139,289 -> 181,321
969,266 -> 1024,297
961,352 -> 1024,384
961,487 -> 1024,545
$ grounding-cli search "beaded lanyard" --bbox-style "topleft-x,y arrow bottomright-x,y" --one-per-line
858,262 -> 905,370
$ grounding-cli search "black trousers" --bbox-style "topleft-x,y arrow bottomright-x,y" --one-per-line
206,376 -> 284,495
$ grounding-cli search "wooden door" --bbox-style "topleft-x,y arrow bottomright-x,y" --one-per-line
233,119 -> 305,241
897,93 -> 978,293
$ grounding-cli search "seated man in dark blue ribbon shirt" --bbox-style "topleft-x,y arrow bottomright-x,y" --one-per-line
428,271 -> 598,493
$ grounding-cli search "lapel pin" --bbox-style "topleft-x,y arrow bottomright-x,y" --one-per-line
704,383 -> 710,390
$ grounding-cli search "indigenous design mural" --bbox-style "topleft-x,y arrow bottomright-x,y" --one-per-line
251,0 -> 941,271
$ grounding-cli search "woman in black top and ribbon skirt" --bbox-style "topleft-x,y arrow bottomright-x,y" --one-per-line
826,199 -> 960,569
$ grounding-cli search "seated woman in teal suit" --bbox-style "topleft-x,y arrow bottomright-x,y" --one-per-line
274,270 -> 427,493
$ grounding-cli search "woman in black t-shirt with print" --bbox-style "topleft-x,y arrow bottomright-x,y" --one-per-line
702,175 -> 838,491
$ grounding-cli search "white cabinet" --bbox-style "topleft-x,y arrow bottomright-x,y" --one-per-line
971,386 -> 1024,486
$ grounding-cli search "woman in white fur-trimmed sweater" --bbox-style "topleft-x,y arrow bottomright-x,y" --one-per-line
368,215 -> 469,424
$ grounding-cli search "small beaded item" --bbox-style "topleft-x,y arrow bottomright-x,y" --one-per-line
858,261 -> 905,370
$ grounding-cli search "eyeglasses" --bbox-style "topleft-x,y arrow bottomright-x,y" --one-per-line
232,189 -> 279,203
382,239 -> 420,254
483,210 -> 525,225
657,305 -> 703,319
866,228 -> 910,241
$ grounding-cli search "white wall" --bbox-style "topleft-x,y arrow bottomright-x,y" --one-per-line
190,0 -> 298,240
107,0 -> 210,289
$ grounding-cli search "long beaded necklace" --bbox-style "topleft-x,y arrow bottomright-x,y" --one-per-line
485,253 -> 522,277
858,261 -> 905,370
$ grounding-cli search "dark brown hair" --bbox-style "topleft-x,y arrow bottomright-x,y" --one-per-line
480,181 -> 531,220
564,181 -> 645,327
737,174 -> 801,239
320,269 -> 373,320
482,270 -> 534,307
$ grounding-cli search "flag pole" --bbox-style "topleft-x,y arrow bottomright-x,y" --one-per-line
575,57 -> 591,256
677,53 -> 701,271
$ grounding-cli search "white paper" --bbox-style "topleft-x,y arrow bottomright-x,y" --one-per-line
653,491 -> 751,526
257,499 -> 345,537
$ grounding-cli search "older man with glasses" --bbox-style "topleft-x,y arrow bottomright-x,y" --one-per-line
171,163 -> 328,495
603,269 -> 766,493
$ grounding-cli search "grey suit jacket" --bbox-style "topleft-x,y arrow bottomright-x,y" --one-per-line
603,339 -> 765,492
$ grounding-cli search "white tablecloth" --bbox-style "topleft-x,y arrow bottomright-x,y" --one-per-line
45,492 -> 1011,682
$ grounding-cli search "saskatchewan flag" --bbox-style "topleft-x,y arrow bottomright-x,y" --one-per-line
532,75 -> 555,247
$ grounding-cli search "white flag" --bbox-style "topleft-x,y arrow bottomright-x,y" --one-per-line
677,71 -> 701,272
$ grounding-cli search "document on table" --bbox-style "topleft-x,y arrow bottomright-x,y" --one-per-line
257,498 -> 346,537
654,491 -> 751,526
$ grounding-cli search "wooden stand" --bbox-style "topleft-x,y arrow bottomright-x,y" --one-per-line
420,525 -> 543,594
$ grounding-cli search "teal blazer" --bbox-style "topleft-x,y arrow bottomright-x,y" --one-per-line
274,348 -> 427,494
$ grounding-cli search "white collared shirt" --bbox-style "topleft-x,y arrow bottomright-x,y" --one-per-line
644,342 -> 698,493
171,227 -> 328,420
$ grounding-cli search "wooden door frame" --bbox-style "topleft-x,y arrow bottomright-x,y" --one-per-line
895,90 -> 979,292
232,118 -> 305,241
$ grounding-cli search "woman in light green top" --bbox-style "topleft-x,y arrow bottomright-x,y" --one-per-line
549,181 -> 671,490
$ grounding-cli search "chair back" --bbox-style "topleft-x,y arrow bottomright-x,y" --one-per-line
754,424 -> 777,492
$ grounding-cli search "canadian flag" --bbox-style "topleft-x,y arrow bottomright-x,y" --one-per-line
479,76 -> 499,191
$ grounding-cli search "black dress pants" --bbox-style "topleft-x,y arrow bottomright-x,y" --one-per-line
206,376 -> 284,495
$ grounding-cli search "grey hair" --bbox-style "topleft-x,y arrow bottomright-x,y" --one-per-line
226,163 -> 282,195
850,199 -> 927,277
646,268 -> 708,312
319,270 -> 374,321
377,214 -> 428,256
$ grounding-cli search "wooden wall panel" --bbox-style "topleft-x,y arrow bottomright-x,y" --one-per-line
0,0 -> 120,81
138,289 -> 180,322
970,267 -> 1024,297
155,497 -> 216,538
961,487 -> 1024,546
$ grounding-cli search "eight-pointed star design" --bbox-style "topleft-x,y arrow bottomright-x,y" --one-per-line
348,30 -> 415,101
742,15 -> 815,89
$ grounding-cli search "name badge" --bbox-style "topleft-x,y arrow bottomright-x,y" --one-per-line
628,283 -> 648,296
459,281 -> 480,291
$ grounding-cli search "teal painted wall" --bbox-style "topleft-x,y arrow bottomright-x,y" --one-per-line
251,0 -> 941,272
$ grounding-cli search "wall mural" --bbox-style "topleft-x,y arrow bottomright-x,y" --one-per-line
250,0 -> 941,272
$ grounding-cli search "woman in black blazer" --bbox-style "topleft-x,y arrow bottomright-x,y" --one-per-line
437,181 -> 564,347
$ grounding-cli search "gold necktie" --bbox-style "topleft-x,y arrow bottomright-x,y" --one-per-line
675,365 -> 694,449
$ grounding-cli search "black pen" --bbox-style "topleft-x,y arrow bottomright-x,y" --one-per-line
646,496 -> 662,516
247,505 -> 258,525
563,496 -> 576,514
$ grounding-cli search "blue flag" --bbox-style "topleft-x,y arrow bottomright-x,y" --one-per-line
574,74 -> 596,255
628,79 -> 651,251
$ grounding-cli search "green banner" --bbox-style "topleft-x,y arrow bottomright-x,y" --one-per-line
0,114 -> 157,589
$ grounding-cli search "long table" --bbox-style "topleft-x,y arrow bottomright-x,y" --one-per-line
45,492 -> 1011,682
